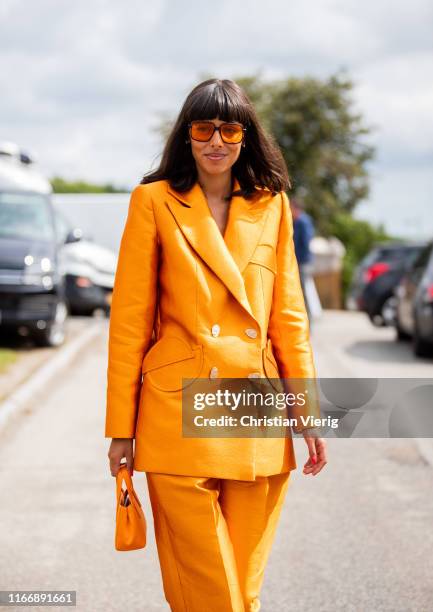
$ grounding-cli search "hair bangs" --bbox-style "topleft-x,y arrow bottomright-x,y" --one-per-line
186,83 -> 249,125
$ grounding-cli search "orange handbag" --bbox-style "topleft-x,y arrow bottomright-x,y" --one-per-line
115,464 -> 147,551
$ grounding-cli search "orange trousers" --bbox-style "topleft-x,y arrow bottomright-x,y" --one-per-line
145,471 -> 291,612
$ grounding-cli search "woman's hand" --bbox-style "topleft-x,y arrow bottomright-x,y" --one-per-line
108,438 -> 134,477
301,429 -> 327,476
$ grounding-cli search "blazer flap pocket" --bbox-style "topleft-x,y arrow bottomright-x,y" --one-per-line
249,244 -> 277,274
141,336 -> 204,392
142,336 -> 195,373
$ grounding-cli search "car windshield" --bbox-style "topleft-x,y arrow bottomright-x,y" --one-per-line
405,246 -> 428,266
0,192 -> 55,241
362,245 -> 424,268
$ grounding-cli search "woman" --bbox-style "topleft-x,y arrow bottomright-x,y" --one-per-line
106,78 -> 327,611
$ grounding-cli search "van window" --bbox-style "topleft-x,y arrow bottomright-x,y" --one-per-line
53,208 -> 72,243
0,192 -> 55,241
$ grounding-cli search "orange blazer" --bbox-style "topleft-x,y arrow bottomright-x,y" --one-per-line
105,177 -> 320,480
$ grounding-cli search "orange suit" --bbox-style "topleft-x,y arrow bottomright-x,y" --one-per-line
105,178 -> 320,611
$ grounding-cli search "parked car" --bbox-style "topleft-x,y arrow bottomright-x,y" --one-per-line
0,142 -> 68,346
55,208 -> 117,316
346,242 -> 427,326
394,241 -> 433,356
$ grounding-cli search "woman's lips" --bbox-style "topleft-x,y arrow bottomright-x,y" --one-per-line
205,154 -> 226,161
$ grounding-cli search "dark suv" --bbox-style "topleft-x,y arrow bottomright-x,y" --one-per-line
394,241 -> 433,357
0,188 -> 69,347
347,242 -> 427,326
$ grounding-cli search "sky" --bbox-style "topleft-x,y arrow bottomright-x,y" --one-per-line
1,0 -> 432,239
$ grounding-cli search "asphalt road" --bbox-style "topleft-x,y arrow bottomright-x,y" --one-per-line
0,311 -> 432,612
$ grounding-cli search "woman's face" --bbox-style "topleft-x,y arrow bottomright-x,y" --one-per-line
189,117 -> 243,177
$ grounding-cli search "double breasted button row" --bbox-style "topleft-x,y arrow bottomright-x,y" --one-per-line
211,324 -> 220,337
211,325 -> 258,340
208,325 -> 259,379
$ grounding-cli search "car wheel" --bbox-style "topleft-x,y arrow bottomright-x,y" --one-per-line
395,322 -> 411,341
381,296 -> 397,326
370,313 -> 385,327
34,300 -> 69,347
413,322 -> 433,357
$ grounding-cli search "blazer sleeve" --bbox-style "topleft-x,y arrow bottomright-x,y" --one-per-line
105,185 -> 159,438
267,191 -> 321,434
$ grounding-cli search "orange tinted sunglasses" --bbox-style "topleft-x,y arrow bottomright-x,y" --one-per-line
188,121 -> 246,144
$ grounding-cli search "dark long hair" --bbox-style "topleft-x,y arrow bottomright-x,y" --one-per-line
141,78 -> 290,198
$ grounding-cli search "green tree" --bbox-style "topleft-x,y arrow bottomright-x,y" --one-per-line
50,177 -> 127,193
236,71 -> 376,236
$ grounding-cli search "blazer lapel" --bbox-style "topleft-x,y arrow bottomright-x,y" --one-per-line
165,178 -> 272,322
223,182 -> 274,274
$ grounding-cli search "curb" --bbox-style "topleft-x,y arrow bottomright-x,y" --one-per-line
0,321 -> 102,435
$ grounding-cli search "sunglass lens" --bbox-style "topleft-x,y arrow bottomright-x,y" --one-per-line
190,122 -> 214,141
221,124 -> 243,143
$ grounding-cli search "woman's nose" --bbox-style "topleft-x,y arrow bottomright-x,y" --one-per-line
209,128 -> 224,146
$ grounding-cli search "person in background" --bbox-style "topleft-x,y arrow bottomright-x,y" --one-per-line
290,196 -> 315,322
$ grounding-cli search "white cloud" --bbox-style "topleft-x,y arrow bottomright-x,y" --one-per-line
354,51 -> 433,163
0,0 -> 432,239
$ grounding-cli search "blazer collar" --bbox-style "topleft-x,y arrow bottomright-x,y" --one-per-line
165,178 -> 273,322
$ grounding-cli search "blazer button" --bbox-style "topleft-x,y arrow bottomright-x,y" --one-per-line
245,328 -> 258,339
248,372 -> 261,379
209,366 -> 219,379
211,324 -> 220,337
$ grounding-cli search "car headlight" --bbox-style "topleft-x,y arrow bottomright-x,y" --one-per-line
23,255 -> 54,288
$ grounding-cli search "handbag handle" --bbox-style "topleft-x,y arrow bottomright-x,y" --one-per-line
116,465 -> 142,508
